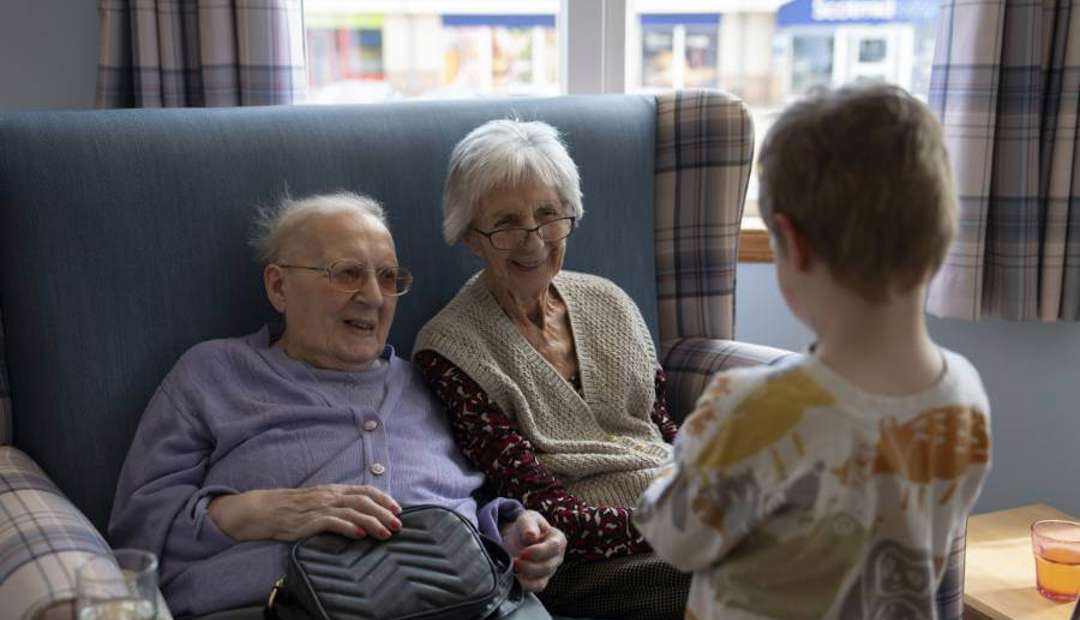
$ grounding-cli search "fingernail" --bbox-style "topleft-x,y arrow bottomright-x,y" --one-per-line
390,519 -> 401,531
355,527 -> 366,538
379,528 -> 392,539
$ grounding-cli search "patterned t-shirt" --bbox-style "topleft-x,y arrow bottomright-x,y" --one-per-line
635,350 -> 991,620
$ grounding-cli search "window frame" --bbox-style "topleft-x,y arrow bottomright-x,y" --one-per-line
739,217 -> 774,262
561,0 -> 772,262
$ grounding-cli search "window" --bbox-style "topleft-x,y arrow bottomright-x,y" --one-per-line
634,14 -> 720,91
624,0 -> 939,260
442,14 -> 558,98
303,0 -> 560,103
858,38 -> 887,62
790,34 -> 834,93
303,0 -> 941,261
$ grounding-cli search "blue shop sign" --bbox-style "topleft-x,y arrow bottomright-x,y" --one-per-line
640,13 -> 722,26
442,14 -> 555,28
777,0 -> 937,27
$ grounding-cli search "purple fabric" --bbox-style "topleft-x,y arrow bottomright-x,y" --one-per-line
108,327 -> 521,616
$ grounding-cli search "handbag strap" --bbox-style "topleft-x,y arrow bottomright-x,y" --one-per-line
266,577 -> 315,620
478,534 -> 525,619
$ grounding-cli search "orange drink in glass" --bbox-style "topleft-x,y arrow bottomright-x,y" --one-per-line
1031,520 -> 1080,602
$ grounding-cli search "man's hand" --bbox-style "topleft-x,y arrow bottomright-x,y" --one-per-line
208,484 -> 402,542
500,510 -> 567,592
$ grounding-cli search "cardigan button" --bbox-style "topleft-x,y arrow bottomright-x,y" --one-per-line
362,419 -> 379,432
370,463 -> 386,476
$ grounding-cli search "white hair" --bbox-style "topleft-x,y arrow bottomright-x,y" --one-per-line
442,119 -> 584,245
250,191 -> 387,264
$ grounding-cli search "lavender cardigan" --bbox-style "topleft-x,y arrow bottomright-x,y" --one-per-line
108,327 -> 523,616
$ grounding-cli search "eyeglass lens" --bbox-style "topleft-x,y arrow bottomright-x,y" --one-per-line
329,261 -> 412,295
490,218 -> 573,250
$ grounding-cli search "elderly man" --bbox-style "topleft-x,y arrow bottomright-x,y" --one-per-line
109,191 -> 566,618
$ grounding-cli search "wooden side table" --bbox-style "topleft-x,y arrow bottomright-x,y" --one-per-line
965,503 -> 1080,620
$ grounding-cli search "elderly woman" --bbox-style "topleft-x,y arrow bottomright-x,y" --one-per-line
108,192 -> 565,618
413,120 -> 691,620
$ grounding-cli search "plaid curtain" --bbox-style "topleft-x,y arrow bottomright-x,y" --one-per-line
97,0 -> 306,108
928,0 -> 1080,320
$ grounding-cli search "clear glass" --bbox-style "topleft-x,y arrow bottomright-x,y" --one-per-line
328,261 -> 414,296
480,216 -> 575,250
626,0 -> 941,221
1031,520 -> 1080,602
277,261 -> 414,296
303,0 -> 561,104
76,549 -> 158,620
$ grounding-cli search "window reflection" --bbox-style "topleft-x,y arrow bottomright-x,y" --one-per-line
628,1 -> 939,219
304,2 -> 559,103
636,14 -> 720,92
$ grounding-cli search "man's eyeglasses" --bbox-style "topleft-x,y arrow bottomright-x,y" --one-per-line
472,216 -> 576,251
276,259 -> 414,296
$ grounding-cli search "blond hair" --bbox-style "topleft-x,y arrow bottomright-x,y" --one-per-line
757,83 -> 955,302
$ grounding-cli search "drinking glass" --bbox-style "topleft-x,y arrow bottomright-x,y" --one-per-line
76,549 -> 158,620
1032,520 -> 1080,602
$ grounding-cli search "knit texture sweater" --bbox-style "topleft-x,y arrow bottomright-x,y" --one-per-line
414,270 -> 671,508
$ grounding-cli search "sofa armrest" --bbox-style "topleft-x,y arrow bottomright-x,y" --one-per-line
0,446 -> 173,620
661,337 -> 792,422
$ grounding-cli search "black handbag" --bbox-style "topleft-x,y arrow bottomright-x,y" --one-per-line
267,504 -> 523,620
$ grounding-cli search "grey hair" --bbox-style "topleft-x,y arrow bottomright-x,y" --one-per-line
442,119 -> 584,245
250,191 -> 387,264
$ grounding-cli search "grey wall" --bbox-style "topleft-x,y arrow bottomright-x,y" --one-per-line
0,0 -> 99,110
737,262 -> 1080,517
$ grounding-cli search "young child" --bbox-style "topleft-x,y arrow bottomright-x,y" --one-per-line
635,84 -> 991,619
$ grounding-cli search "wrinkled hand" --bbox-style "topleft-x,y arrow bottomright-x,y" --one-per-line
500,510 -> 566,592
208,484 -> 402,542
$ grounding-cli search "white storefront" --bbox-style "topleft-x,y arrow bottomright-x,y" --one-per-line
774,0 -> 938,101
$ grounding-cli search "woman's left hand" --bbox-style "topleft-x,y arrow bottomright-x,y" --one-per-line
500,510 -> 566,592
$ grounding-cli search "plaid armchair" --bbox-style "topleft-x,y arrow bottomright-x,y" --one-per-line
0,91 -> 964,619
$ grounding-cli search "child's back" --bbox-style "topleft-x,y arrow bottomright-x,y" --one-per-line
635,84 -> 992,619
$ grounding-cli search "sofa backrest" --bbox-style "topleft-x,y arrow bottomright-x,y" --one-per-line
0,96 -> 658,531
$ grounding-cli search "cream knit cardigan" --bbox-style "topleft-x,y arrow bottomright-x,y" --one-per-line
414,270 -> 671,508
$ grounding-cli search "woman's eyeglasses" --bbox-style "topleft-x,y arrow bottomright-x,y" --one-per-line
472,216 -> 576,251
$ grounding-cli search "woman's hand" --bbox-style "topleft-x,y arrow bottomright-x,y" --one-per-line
208,484 -> 402,542
500,510 -> 567,592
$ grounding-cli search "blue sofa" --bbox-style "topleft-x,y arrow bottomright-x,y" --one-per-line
0,92 -> 961,618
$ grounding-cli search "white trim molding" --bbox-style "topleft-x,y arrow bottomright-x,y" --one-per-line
561,0 -> 627,94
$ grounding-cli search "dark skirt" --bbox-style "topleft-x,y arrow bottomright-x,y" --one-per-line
536,552 -> 691,620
